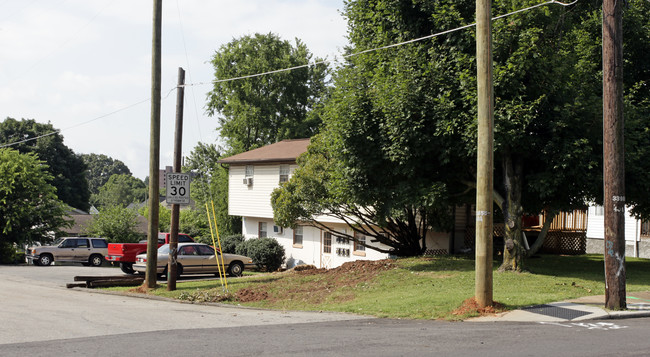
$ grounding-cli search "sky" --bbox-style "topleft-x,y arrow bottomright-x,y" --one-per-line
0,0 -> 348,180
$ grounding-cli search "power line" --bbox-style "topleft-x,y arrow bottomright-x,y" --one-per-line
0,0 -> 578,149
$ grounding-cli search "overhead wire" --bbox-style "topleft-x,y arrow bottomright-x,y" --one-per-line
0,0 -> 578,150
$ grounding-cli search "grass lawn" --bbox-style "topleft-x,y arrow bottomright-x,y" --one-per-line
106,254 -> 650,320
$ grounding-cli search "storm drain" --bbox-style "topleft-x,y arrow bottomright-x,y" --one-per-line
521,304 -> 591,320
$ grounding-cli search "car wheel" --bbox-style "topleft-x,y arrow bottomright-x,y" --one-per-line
162,265 -> 182,279
120,263 -> 135,274
228,261 -> 244,277
38,254 -> 53,266
90,254 -> 103,267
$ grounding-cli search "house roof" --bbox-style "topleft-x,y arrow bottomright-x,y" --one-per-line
217,138 -> 310,165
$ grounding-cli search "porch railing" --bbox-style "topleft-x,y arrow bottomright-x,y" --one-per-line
543,210 -> 587,232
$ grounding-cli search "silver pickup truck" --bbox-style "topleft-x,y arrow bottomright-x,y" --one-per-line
25,237 -> 108,267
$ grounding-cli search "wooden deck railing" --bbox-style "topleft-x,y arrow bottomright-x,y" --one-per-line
543,210 -> 587,232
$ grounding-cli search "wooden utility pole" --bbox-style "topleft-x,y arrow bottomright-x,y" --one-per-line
167,67 -> 185,291
475,0 -> 494,308
145,0 -> 163,289
603,0 -> 626,310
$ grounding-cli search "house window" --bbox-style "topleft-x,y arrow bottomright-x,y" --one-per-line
594,205 -> 604,216
293,226 -> 303,247
258,222 -> 267,238
323,232 -> 332,254
279,165 -> 290,183
245,165 -> 254,178
354,231 -> 366,256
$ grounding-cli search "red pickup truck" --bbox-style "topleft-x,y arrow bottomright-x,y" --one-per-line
106,232 -> 194,274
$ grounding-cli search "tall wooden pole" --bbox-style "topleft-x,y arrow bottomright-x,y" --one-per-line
603,0 -> 626,310
475,0 -> 494,308
167,67 -> 185,291
145,0 -> 162,289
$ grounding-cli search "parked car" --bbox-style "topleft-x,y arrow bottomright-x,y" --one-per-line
106,232 -> 194,274
133,243 -> 254,278
25,237 -> 108,267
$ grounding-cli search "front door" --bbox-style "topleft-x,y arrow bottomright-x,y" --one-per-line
321,231 -> 332,269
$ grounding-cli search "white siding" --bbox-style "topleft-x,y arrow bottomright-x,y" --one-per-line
586,204 -> 639,242
229,164 -> 298,219
242,218 -> 390,269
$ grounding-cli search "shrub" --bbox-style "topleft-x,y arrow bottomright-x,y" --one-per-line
237,237 -> 285,272
220,234 -> 244,253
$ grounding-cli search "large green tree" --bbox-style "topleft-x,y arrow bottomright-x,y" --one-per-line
206,32 -> 330,153
80,153 -> 132,195
184,142 -> 240,236
0,118 -> 90,211
91,174 -> 147,208
83,205 -> 142,243
273,0 -> 650,267
0,148 -> 70,260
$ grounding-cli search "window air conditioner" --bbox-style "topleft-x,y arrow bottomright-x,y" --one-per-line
243,177 -> 253,186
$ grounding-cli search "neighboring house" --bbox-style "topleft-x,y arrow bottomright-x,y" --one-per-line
62,208 -> 148,238
218,139 -> 464,269
586,204 -> 650,258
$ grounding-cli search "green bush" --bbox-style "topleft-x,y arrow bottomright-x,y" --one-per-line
220,234 -> 244,253
0,242 -> 22,264
236,237 -> 285,272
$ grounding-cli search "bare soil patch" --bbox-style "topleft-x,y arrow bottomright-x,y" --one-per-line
236,259 -> 397,304
452,298 -> 506,317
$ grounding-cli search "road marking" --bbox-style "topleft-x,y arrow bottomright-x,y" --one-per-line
539,321 -> 628,330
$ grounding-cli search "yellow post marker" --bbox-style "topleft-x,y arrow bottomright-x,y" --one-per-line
211,200 -> 228,289
205,203 -> 225,289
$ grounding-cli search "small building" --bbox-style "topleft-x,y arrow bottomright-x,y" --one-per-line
586,204 -> 650,258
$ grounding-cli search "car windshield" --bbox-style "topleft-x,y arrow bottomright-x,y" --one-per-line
157,244 -> 170,254
52,238 -> 65,246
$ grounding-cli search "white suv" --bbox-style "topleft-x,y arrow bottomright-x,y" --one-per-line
26,237 -> 108,267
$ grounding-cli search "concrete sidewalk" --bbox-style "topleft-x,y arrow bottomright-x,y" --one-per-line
470,291 -> 650,322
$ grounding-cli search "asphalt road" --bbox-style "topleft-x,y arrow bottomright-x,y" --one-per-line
3,264 -> 650,356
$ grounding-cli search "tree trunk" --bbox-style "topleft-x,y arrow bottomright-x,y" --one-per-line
526,209 -> 558,257
499,153 -> 525,272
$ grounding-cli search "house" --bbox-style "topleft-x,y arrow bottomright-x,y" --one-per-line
62,207 -> 148,238
218,139 -> 595,269
586,204 -> 650,258
217,139 -> 462,268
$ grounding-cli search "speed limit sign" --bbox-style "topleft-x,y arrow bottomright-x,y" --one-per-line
166,173 -> 191,204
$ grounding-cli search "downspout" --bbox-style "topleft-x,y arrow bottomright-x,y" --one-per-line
635,218 -> 640,258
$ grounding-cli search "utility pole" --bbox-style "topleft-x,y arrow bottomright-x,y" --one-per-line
475,0 -> 494,308
167,67 -> 185,291
603,0 -> 626,310
145,0 -> 162,289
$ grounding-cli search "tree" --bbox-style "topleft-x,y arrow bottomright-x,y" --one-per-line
274,0 -> 650,268
83,205 -> 142,243
184,142 -> 240,236
0,118 -> 90,211
206,32 -> 330,153
91,174 -> 147,208
0,148 -> 70,261
80,153 -> 132,195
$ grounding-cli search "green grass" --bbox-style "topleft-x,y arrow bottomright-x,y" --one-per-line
105,254 -> 650,320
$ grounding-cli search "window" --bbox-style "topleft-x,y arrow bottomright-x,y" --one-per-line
178,234 -> 193,242
279,165 -> 290,183
196,245 -> 215,256
293,226 -> 303,246
323,232 -> 332,254
354,232 -> 366,255
258,222 -> 267,238
594,205 -> 604,216
91,239 -> 107,248
180,245 -> 198,255
245,165 -> 254,178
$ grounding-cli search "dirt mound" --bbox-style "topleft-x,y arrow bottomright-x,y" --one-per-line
236,259 -> 397,304
452,298 -> 505,317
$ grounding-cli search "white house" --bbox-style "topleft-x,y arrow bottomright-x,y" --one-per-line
586,204 -> 650,258
217,139 -> 463,269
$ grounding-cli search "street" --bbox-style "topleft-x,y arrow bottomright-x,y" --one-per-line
2,264 -> 650,356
